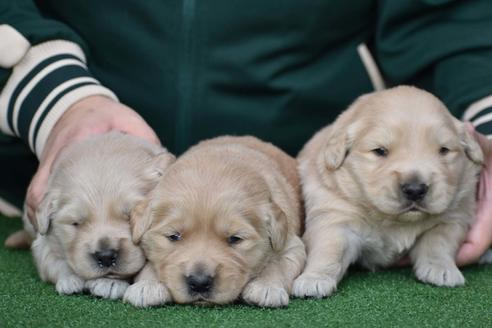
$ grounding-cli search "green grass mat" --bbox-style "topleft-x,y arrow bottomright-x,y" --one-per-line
1,216 -> 491,328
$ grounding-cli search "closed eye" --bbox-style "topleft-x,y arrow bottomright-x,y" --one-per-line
227,235 -> 243,246
439,146 -> 450,156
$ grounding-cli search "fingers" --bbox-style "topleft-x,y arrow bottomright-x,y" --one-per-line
465,122 -> 492,156
456,199 -> 492,266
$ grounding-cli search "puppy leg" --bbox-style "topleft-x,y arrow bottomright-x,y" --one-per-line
85,279 -> 129,300
32,236 -> 84,295
411,222 -> 467,287
123,262 -> 172,307
292,220 -> 361,298
242,234 -> 306,307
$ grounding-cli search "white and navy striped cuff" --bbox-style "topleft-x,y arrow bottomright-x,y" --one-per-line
463,95 -> 492,138
0,39 -> 118,158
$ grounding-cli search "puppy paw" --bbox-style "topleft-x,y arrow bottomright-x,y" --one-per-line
56,275 -> 85,295
414,262 -> 465,287
123,280 -> 171,308
85,278 -> 129,300
292,273 -> 337,298
242,280 -> 289,308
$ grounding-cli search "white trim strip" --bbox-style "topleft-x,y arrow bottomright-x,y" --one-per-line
0,40 -> 86,136
11,59 -> 87,135
357,43 -> 386,91
35,84 -> 118,157
471,112 -> 492,128
0,197 -> 22,217
28,76 -> 100,150
0,25 -> 31,68
463,94 -> 492,121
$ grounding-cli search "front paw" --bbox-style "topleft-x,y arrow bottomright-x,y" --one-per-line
123,280 -> 171,308
85,278 -> 129,300
242,280 -> 289,308
56,275 -> 85,295
414,261 -> 465,287
292,273 -> 337,298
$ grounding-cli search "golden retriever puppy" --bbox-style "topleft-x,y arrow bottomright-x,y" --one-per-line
31,132 -> 174,299
124,136 -> 306,307
293,86 -> 483,298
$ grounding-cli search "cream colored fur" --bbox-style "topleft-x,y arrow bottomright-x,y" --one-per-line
30,132 -> 174,299
125,136 -> 306,308
293,86 -> 483,298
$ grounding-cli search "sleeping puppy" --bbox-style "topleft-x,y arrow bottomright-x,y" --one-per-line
124,136 -> 306,307
31,132 -> 174,299
293,86 -> 483,298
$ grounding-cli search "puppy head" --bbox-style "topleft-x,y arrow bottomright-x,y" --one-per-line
133,163 -> 287,304
322,86 -> 483,220
35,134 -> 174,279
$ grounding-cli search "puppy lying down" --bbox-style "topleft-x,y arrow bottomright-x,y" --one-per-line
125,136 -> 306,307
29,132 -> 174,299
293,86 -> 483,298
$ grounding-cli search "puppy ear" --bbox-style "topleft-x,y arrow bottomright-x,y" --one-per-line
141,151 -> 175,196
322,94 -> 369,170
153,150 -> 176,178
34,190 -> 60,235
264,201 -> 288,252
460,122 -> 484,165
130,197 -> 154,244
323,131 -> 352,170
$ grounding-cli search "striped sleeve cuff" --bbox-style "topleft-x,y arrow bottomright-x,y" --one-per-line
0,40 -> 118,158
463,95 -> 492,138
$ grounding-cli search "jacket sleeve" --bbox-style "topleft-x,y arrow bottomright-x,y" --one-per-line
0,0 -> 117,157
375,0 -> 492,136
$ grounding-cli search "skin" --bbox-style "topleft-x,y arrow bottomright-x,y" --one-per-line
25,97 -> 492,266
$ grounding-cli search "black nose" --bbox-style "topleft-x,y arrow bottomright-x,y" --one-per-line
401,182 -> 428,201
93,249 -> 118,268
186,273 -> 214,294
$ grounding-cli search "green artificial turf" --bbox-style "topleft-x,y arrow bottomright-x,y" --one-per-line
1,215 -> 491,328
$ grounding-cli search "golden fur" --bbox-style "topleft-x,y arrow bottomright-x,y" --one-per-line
293,86 -> 483,298
125,136 -> 306,307
30,132 -> 174,299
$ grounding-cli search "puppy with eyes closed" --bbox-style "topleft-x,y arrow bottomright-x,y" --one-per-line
124,136 -> 306,308
30,132 -> 174,299
293,86 -> 483,298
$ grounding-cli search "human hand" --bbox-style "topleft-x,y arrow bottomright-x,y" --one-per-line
26,95 -> 160,227
456,124 -> 492,266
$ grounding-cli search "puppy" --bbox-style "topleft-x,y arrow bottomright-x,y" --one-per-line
293,86 -> 483,298
31,132 -> 174,299
124,136 -> 306,307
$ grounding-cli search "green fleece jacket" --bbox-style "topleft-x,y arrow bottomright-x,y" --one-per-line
1,0 -> 492,158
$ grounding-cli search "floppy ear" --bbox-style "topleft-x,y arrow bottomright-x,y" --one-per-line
153,150 -> 176,177
34,190 -> 60,235
130,197 -> 154,244
460,123 -> 484,165
263,201 -> 288,252
323,131 -> 353,170
321,98 -> 364,170
145,150 -> 176,183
